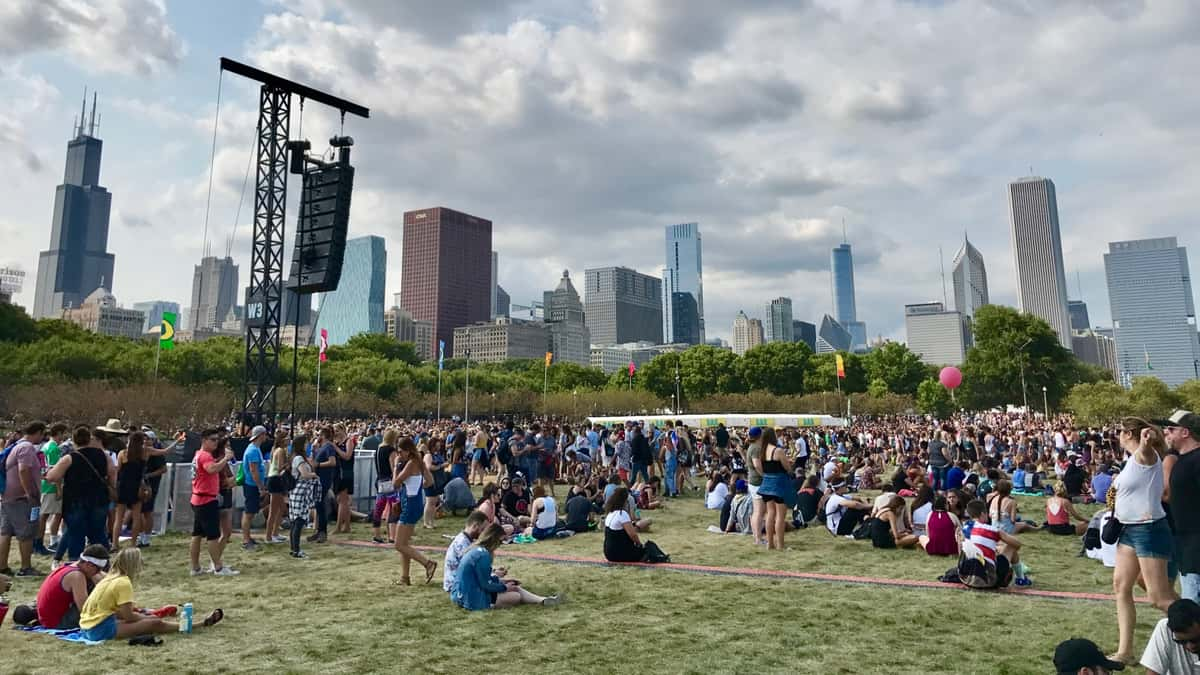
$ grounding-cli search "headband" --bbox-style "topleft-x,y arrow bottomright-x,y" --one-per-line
80,554 -> 110,569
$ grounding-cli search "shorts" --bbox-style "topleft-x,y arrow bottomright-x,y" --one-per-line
335,477 -> 355,495
242,484 -> 261,515
746,482 -> 762,500
80,614 -> 118,642
40,491 -> 63,516
399,490 -> 424,526
531,526 -> 556,540
1046,523 -> 1077,536
1119,518 -> 1174,560
0,498 -> 35,539
191,499 -> 221,540
220,490 -> 233,511
267,475 -> 287,495
994,554 -> 1014,588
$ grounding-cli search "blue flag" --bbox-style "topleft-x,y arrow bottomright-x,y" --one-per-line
438,340 -> 445,371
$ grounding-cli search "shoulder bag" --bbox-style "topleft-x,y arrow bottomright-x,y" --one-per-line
80,449 -> 118,503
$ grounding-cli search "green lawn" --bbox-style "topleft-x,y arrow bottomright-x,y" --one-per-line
0,491 -> 1159,674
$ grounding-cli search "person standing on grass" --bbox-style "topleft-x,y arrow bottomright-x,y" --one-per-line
1110,418 -> 1179,666
309,427 -> 337,544
745,427 -> 766,546
287,434 -> 320,559
452,523 -> 562,611
34,422 -> 69,556
1164,411 -> 1200,603
138,429 -> 169,548
240,425 -> 269,551
630,425 -> 653,486
659,434 -> 677,498
264,429 -> 290,545
423,437 -> 448,529
46,426 -> 112,565
393,438 -> 437,586
333,425 -> 356,535
79,548 -> 224,642
371,429 -> 401,544
111,431 -> 148,550
754,427 -> 795,551
188,429 -> 238,577
1,421 -> 46,577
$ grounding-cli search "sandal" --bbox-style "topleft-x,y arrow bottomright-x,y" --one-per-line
423,560 -> 438,585
202,608 -> 224,628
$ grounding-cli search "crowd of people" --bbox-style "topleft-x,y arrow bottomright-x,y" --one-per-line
3,407 -> 1200,669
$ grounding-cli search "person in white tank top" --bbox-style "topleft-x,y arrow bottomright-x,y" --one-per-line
1110,419 -> 1179,666
526,484 -> 560,539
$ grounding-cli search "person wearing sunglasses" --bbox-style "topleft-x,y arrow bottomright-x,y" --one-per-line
1141,598 -> 1200,674
1162,411 -> 1200,603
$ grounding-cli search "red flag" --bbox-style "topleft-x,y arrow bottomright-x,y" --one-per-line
319,328 -> 329,362
628,361 -> 636,376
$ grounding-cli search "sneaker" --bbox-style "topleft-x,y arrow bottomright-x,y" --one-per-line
242,541 -> 260,551
1015,577 -> 1033,587
32,543 -> 52,556
268,536 -> 287,544
542,593 -> 564,607
290,551 -> 308,559
306,532 -> 320,543
371,536 -> 388,544
211,566 -> 240,577
315,532 -> 327,544
190,567 -> 208,577
16,567 -> 43,577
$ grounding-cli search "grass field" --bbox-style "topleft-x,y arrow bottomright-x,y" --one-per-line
0,490 -> 1160,674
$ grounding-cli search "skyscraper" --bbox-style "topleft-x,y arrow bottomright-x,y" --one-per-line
188,256 -> 239,332
1068,300 -> 1091,332
816,314 -> 853,354
668,291 -> 700,345
584,266 -> 662,345
494,285 -> 510,319
401,207 -> 493,357
33,93 -> 116,318
281,287 -> 313,329
764,297 -> 794,343
732,311 -> 764,356
1104,237 -> 1200,387
1009,176 -> 1072,348
792,320 -> 816,351
384,300 -> 433,361
904,301 -> 970,366
544,270 -> 591,366
132,300 -> 180,335
490,250 -> 500,319
663,223 -> 705,344
952,234 -> 989,318
316,235 -> 387,345
831,242 -> 867,350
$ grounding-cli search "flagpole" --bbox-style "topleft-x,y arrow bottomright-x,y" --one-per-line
152,340 -> 161,396
315,356 -> 322,422
464,350 -> 471,422
543,358 -> 549,417
437,340 -> 444,420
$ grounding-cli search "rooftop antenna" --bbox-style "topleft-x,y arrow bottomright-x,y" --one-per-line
939,245 -> 948,308
88,91 -> 97,136
842,218 -> 847,244
94,112 -> 101,136
78,87 -> 87,137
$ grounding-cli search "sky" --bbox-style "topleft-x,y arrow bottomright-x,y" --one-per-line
2,0 -> 1199,342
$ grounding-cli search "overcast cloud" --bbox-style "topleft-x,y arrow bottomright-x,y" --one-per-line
1,0 -> 1198,343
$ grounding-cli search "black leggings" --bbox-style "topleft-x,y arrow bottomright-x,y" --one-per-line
290,519 -> 304,554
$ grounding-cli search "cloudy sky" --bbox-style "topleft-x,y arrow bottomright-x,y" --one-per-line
2,0 -> 1198,341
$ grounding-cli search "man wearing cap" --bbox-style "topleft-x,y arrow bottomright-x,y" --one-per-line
1141,598 -> 1200,674
240,425 -> 269,551
1165,410 -> 1200,602
823,482 -> 871,537
33,544 -> 110,630
1053,637 -> 1125,674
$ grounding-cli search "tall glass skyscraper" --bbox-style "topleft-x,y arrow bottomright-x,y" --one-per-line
830,242 -> 866,349
663,223 -> 704,344
1104,237 -> 1200,387
764,297 -> 794,342
1009,176 -> 1072,348
952,234 -> 989,318
315,235 -> 387,345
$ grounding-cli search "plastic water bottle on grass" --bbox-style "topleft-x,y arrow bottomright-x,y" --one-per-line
180,603 -> 193,633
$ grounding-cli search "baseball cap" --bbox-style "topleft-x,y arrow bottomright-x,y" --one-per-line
734,479 -> 748,492
1053,638 -> 1124,673
250,425 -> 268,439
747,427 -> 763,439
1161,410 -> 1200,433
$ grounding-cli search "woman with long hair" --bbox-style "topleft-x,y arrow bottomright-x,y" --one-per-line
470,426 -> 490,486
986,479 -> 1036,535
602,486 -> 646,562
451,524 -> 561,610
909,485 -> 935,536
423,437 -> 448,528
477,482 -> 514,536
112,431 -> 148,549
264,429 -> 290,544
449,433 -> 470,483
371,429 -> 401,544
393,438 -> 437,585
754,427 -> 795,550
287,434 -> 320,559
1045,482 -> 1089,536
1110,418 -> 1179,665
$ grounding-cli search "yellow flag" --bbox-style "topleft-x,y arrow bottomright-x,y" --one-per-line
545,351 -> 553,367
835,354 -> 845,379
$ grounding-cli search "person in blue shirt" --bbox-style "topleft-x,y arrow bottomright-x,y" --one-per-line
310,427 -> 338,544
451,524 -> 562,611
240,425 -> 269,551
1090,464 -> 1113,502
944,461 -> 966,492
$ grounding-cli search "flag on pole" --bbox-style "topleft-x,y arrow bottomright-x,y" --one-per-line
319,328 -> 329,362
438,340 -> 445,371
159,311 -> 176,351
628,361 -> 636,377
1144,346 -> 1153,371
545,351 -> 553,368
835,354 -> 846,379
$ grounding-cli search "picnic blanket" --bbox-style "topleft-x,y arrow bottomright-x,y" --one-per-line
13,624 -> 106,646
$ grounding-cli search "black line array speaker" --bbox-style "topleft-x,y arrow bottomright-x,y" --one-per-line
287,148 -> 354,294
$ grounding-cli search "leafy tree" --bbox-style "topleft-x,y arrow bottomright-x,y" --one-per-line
916,379 -> 954,418
862,341 -> 927,395
343,333 -> 421,365
867,378 -> 889,398
0,303 -> 37,343
1127,377 -> 1182,419
1178,379 -> 1200,413
804,351 -> 867,394
680,345 -> 745,399
738,341 -> 811,395
961,304 -> 1081,410
1065,381 -> 1130,426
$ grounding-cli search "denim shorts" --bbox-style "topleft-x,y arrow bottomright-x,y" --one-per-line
81,614 -> 118,642
398,490 -> 424,525
1119,518 -> 1174,560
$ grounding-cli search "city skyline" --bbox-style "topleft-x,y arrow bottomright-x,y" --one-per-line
1009,176 -> 1073,349
3,3 -> 1200,344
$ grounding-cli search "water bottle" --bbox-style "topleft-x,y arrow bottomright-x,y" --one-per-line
180,603 -> 193,633
29,506 -> 40,523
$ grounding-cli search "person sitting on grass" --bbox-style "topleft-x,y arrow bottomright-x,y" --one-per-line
909,485 -> 935,537
34,544 -> 110,629
633,476 -> 664,510
964,498 -> 1030,588
794,475 -> 822,528
525,484 -> 560,540
441,476 -> 476,516
823,482 -> 872,537
987,479 -> 1037,534
444,511 -> 490,594
603,487 -> 669,563
722,479 -> 752,534
1044,482 -> 1089,536
705,469 -> 730,510
451,524 -> 562,611
476,483 -> 515,536
1140,598 -> 1200,675
563,487 -> 598,534
871,495 -> 919,549
919,496 -> 962,557
502,475 -> 532,522
78,548 -> 224,641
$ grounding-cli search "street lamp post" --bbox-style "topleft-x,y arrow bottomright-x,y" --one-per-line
573,389 -> 578,420
490,392 -> 496,417
1042,385 -> 1049,419
1018,337 -> 1033,411
674,359 -> 682,414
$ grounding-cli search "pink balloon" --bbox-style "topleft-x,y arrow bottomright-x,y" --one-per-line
939,366 -> 962,390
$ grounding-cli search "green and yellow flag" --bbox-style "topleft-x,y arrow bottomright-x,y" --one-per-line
160,311 -> 176,351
